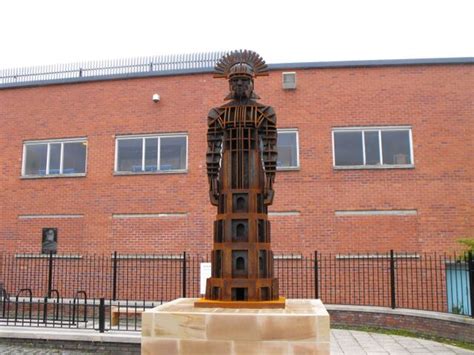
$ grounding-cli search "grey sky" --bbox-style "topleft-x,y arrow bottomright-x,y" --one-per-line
0,0 -> 472,69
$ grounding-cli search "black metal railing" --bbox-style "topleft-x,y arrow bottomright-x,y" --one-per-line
0,250 -> 473,321
0,295 -> 159,332
0,52 -> 226,86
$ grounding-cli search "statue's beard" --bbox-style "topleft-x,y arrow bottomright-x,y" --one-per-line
225,84 -> 259,101
233,88 -> 252,99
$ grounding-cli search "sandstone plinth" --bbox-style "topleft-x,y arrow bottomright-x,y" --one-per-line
142,298 -> 330,355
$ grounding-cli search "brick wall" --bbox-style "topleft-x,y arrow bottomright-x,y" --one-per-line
1,64 -> 472,255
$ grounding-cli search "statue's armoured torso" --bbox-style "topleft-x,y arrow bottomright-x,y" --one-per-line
208,102 -> 277,190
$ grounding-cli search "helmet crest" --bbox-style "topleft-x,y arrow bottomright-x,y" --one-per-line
214,50 -> 268,79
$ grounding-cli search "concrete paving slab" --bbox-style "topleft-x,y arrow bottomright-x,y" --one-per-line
0,326 -> 472,354
330,329 -> 473,355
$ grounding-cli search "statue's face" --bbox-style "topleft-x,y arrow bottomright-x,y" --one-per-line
229,76 -> 253,99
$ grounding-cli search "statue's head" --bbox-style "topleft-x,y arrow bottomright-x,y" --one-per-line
214,50 -> 268,101
229,74 -> 254,99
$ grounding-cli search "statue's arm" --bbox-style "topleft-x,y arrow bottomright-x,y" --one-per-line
206,108 -> 223,206
258,106 -> 278,205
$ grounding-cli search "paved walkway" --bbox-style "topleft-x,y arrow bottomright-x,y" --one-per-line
0,345 -> 90,355
0,328 -> 472,354
331,329 -> 474,354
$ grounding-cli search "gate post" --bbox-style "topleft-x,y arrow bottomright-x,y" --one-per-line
314,251 -> 319,299
112,251 -> 118,301
47,251 -> 54,297
468,251 -> 474,318
182,252 -> 187,298
98,298 -> 105,333
390,250 -> 396,309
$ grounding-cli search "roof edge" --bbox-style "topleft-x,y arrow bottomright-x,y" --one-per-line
1,57 -> 472,90
269,57 -> 474,70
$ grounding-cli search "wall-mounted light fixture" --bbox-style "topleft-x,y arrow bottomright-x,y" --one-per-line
152,93 -> 160,103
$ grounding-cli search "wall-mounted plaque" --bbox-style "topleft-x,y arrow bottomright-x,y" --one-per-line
42,228 -> 57,254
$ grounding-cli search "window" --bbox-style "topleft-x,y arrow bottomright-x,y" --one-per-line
277,130 -> 299,169
22,138 -> 87,176
115,134 -> 187,173
332,127 -> 413,168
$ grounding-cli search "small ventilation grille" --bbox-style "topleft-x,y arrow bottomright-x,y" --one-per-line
282,72 -> 296,89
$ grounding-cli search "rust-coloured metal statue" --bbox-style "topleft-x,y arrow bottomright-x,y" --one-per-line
196,50 -> 282,307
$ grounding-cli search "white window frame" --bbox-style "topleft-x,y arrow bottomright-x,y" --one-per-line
277,129 -> 300,170
332,126 -> 414,169
114,133 -> 188,174
22,138 -> 88,177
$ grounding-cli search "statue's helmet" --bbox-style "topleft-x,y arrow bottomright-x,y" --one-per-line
228,62 -> 254,78
214,50 -> 268,79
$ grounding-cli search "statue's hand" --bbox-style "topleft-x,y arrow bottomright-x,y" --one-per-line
263,174 -> 275,205
264,187 -> 274,205
209,177 -> 219,206
209,192 -> 218,206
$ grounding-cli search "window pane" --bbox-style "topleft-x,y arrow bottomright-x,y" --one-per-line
277,132 -> 298,168
25,144 -> 47,175
382,130 -> 411,165
145,138 -> 158,171
160,137 -> 186,170
334,132 -> 363,166
63,142 -> 87,174
49,143 -> 61,174
364,131 -> 380,165
118,139 -> 143,172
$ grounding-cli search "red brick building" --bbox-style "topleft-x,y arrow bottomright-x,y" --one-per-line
1,53 -> 472,256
